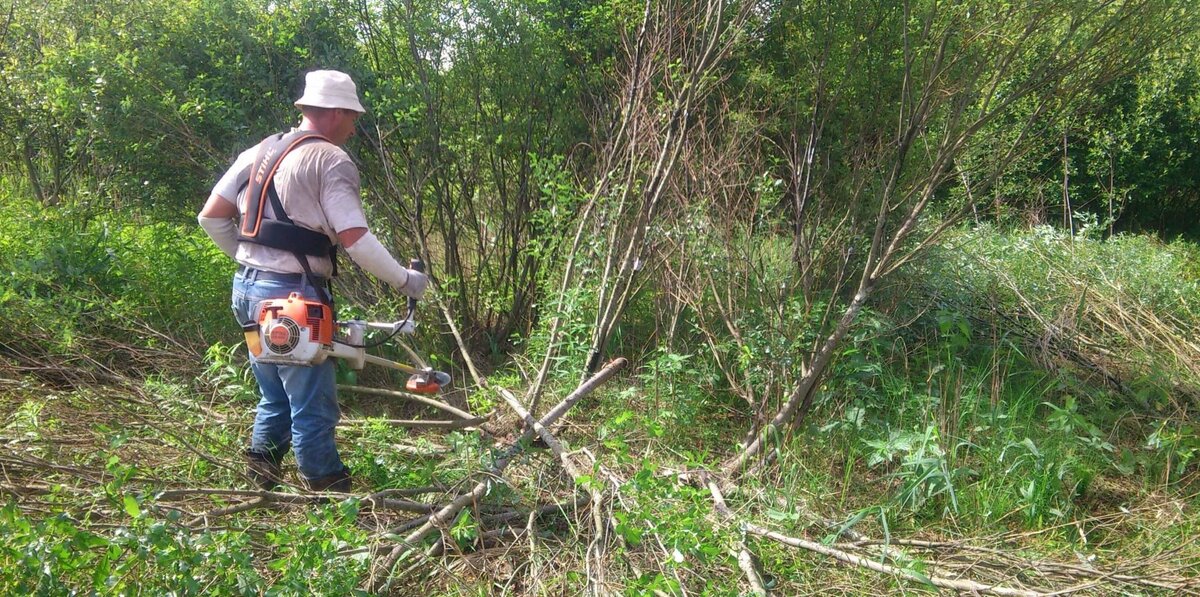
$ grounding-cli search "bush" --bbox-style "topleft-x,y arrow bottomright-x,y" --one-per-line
0,187 -> 233,376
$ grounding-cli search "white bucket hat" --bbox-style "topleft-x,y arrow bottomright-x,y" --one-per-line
294,70 -> 365,113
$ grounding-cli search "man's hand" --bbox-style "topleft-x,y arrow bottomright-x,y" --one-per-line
401,268 -> 428,299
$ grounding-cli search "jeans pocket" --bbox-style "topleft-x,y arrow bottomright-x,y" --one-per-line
230,287 -> 246,319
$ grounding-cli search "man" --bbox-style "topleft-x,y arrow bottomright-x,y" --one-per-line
197,70 -> 427,492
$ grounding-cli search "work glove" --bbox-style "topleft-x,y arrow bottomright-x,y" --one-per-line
400,268 -> 429,300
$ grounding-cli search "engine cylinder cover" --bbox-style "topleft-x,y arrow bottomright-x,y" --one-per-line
254,292 -> 333,366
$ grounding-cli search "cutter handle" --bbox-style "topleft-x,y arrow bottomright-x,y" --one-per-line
408,258 -> 424,313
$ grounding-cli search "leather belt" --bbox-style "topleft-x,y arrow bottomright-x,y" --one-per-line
237,265 -> 326,286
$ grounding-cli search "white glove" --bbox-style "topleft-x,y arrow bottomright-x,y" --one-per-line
198,215 -> 239,259
344,231 -> 428,299
402,267 -> 429,298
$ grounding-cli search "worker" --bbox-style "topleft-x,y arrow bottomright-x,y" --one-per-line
197,69 -> 427,492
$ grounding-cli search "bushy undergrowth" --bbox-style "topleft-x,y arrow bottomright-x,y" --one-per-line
801,225 -> 1200,534
0,186 -> 234,374
913,225 -> 1200,394
570,225 -> 1200,593
3,176 -> 1198,594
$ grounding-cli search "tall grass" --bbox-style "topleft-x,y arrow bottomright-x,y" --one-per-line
792,225 -> 1200,534
0,186 -> 233,377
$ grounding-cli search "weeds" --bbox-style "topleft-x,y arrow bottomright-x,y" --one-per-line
2,179 -> 1199,593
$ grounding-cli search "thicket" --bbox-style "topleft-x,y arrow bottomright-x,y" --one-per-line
2,0 -> 1199,594
4,186 -> 1198,594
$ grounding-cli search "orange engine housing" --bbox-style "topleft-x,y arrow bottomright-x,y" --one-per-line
247,292 -> 334,364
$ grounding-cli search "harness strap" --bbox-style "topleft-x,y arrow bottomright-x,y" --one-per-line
240,131 -> 328,239
235,130 -> 338,306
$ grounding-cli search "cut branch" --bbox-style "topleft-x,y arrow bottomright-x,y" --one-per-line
369,358 -> 627,593
336,384 -> 481,422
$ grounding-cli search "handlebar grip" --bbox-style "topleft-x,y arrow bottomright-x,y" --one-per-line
408,258 -> 424,312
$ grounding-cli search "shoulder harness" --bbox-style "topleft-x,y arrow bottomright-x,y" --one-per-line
235,130 -> 338,305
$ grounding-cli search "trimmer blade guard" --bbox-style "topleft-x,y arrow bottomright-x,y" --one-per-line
406,370 -> 452,394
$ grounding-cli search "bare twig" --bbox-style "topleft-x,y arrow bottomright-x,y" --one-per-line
336,384 -> 482,421
369,358 -> 627,593
339,418 -> 485,430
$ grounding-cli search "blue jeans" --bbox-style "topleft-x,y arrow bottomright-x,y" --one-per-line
231,268 -> 346,481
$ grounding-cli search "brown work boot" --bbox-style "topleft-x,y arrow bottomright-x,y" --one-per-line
306,467 -> 352,492
245,450 -> 284,491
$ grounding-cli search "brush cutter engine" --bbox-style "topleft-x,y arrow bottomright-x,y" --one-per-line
243,292 -> 447,394
247,293 -> 336,366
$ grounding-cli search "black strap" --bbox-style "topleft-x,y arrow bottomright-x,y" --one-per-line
235,131 -> 338,306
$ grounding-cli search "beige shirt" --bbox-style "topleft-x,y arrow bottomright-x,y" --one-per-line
212,132 -> 368,277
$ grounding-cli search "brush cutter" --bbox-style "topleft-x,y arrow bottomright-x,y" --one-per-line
242,259 -> 451,394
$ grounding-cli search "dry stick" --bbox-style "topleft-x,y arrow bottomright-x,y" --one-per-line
382,513 -> 431,537
702,475 -> 770,596
160,488 -> 303,500
339,418 -> 484,430
409,356 -> 622,549
427,526 -> 530,557
526,509 -> 541,588
705,476 -> 1054,597
747,523 -> 1047,597
432,293 -> 485,389
479,495 -> 590,528
428,292 -> 508,439
368,486 -> 445,499
336,384 -> 480,421
186,497 -> 270,526
850,538 -> 1194,593
495,386 -> 610,594
370,358 -> 627,593
161,487 -> 434,510
736,536 -> 769,597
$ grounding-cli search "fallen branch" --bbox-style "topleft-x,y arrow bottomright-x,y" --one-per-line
746,522 -> 1046,597
369,358 -> 627,593
701,473 -> 771,596
336,384 -> 481,421
495,385 -> 611,593
158,487 -> 436,527
367,486 -> 446,499
736,535 -> 769,597
187,496 -> 271,526
478,495 -> 590,527
849,538 -> 1197,593
339,417 -> 485,430
702,474 -> 1046,597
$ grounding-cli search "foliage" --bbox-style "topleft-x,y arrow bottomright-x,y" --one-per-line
0,495 -> 374,595
815,225 -> 1200,530
0,0 -> 362,218
613,464 -> 732,594
0,500 -> 268,594
2,0 -> 1200,593
913,225 -> 1200,408
0,188 -> 232,374
351,0 -> 609,356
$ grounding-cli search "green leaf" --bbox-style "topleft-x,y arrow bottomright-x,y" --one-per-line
765,508 -> 800,523
123,495 -> 140,518
904,567 -> 936,587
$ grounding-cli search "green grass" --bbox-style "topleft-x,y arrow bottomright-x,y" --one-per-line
2,179 -> 1199,594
